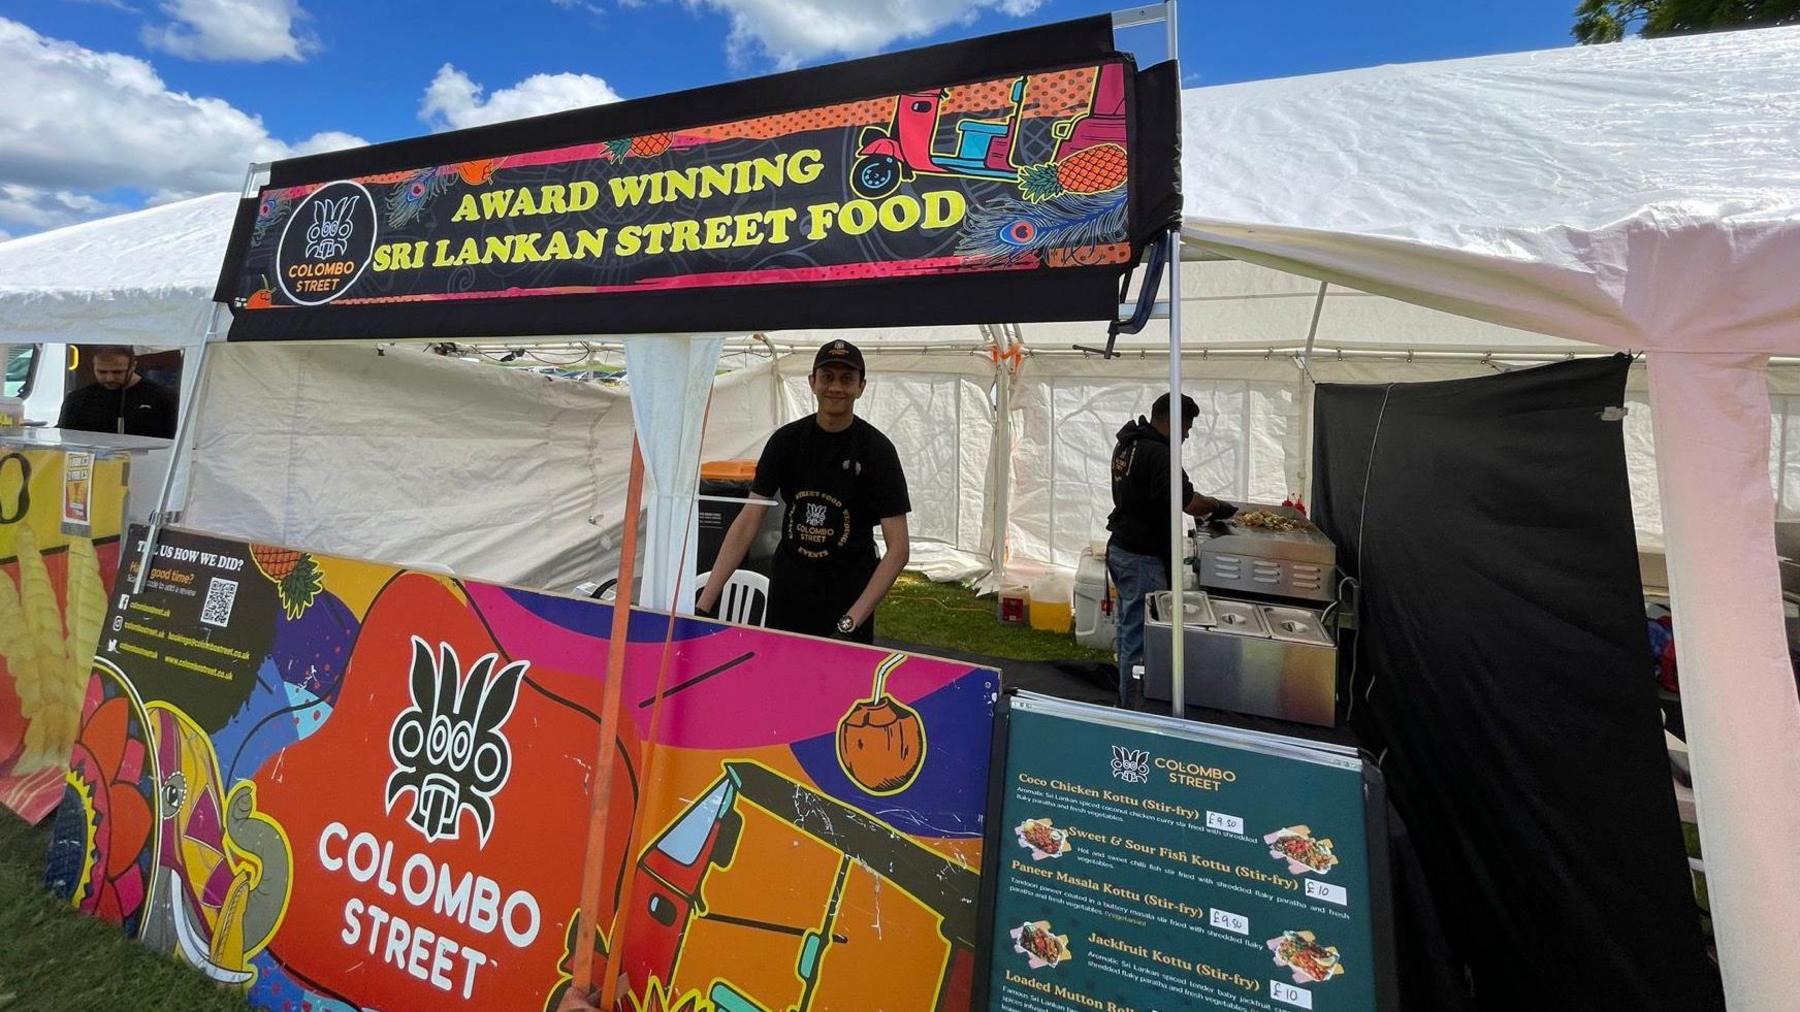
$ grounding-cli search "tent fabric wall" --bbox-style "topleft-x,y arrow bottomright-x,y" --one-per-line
770,347 -> 995,582
182,343 -> 632,590
182,342 -> 789,593
1002,354 -> 1299,570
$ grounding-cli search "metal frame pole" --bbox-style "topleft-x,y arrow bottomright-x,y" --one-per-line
1163,0 -> 1186,718
129,305 -> 218,593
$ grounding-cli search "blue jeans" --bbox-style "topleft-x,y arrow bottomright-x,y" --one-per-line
1107,542 -> 1169,705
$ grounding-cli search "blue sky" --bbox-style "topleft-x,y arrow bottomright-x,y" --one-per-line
0,0 -> 1583,238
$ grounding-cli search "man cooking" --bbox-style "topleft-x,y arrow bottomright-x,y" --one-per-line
698,340 -> 910,643
57,346 -> 177,438
1107,393 -> 1237,705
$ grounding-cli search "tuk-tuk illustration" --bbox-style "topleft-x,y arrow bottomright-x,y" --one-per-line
850,65 -> 1128,201
618,761 -> 979,1012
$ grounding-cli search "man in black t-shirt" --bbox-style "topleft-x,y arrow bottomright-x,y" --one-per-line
697,340 -> 911,643
1106,393 -> 1237,704
57,346 -> 178,438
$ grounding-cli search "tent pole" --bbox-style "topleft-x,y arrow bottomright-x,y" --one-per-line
567,438 -> 646,1007
1647,352 -> 1800,1010
1166,228 -> 1185,717
1294,281 -> 1328,495
130,309 -> 217,594
1164,0 -> 1185,718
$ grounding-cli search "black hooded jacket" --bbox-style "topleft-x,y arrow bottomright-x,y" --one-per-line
1105,417 -> 1194,564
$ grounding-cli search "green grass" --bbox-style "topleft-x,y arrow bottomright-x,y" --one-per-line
0,810 -> 250,1011
876,574 -> 1114,664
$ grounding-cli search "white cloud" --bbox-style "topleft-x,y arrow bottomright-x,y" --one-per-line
142,0 -> 315,63
682,0 -> 1047,69
0,18 -> 363,234
0,184 -> 123,230
420,64 -> 623,132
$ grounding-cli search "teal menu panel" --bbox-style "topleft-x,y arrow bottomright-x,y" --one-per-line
983,695 -> 1386,1012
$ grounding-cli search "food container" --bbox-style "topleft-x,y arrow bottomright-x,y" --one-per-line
1142,591 -> 1337,727
1029,574 -> 1073,634
998,585 -> 1029,625
696,459 -> 780,579
1072,544 -> 1116,650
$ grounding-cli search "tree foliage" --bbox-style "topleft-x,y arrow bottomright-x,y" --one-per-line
1573,0 -> 1800,43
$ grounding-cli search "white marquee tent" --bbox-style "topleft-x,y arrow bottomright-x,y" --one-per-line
2,24 -> 1798,1008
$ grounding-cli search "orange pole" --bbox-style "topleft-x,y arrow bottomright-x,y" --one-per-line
598,391 -> 712,1012
564,437 -> 645,1009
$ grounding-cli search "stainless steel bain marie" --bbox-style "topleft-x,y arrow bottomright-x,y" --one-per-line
1193,504 -> 1338,604
1142,591 -> 1338,727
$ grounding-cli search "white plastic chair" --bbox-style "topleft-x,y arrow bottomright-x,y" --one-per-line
697,570 -> 770,626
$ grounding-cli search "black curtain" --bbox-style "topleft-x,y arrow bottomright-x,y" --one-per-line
1312,356 -> 1720,1011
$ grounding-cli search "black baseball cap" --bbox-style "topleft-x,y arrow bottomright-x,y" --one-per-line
812,339 -> 865,376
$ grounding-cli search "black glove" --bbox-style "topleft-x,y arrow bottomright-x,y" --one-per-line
1210,500 -> 1240,522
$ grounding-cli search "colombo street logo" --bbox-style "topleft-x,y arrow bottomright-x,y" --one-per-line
1110,745 -> 1150,784
274,179 -> 377,306
386,637 -> 526,847
303,194 -> 361,259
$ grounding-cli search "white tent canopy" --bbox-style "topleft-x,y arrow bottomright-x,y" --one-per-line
1,25 -> 1797,1007
0,192 -> 237,349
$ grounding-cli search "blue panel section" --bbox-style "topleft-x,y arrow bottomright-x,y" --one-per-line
213,659 -> 311,784
499,588 -> 729,643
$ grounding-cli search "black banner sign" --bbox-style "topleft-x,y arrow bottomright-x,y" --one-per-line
215,17 -> 1180,340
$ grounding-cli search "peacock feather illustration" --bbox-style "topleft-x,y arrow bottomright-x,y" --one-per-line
251,191 -> 292,245
955,192 -> 1128,264
385,167 -> 458,227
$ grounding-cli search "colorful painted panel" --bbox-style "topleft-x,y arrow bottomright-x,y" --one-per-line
0,448 -> 128,820
44,526 -> 996,1012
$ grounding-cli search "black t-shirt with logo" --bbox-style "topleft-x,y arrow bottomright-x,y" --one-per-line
751,415 -> 910,639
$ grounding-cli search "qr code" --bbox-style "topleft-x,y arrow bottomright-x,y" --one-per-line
201,577 -> 238,628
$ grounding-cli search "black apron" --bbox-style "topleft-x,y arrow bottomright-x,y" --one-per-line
766,424 -> 880,643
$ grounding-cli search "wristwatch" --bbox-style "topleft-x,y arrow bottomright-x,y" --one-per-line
836,614 -> 857,635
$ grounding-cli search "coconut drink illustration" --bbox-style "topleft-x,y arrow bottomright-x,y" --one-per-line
836,653 -> 926,795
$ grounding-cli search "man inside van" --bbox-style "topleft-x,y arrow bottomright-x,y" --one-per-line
57,346 -> 177,438
1107,392 -> 1238,705
698,340 -> 910,643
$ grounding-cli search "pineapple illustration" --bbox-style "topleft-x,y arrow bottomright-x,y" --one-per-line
1017,142 -> 1128,203
607,134 -> 673,160
629,133 -> 674,157
250,545 -> 324,620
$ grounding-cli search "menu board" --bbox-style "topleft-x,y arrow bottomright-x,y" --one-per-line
978,693 -> 1395,1012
